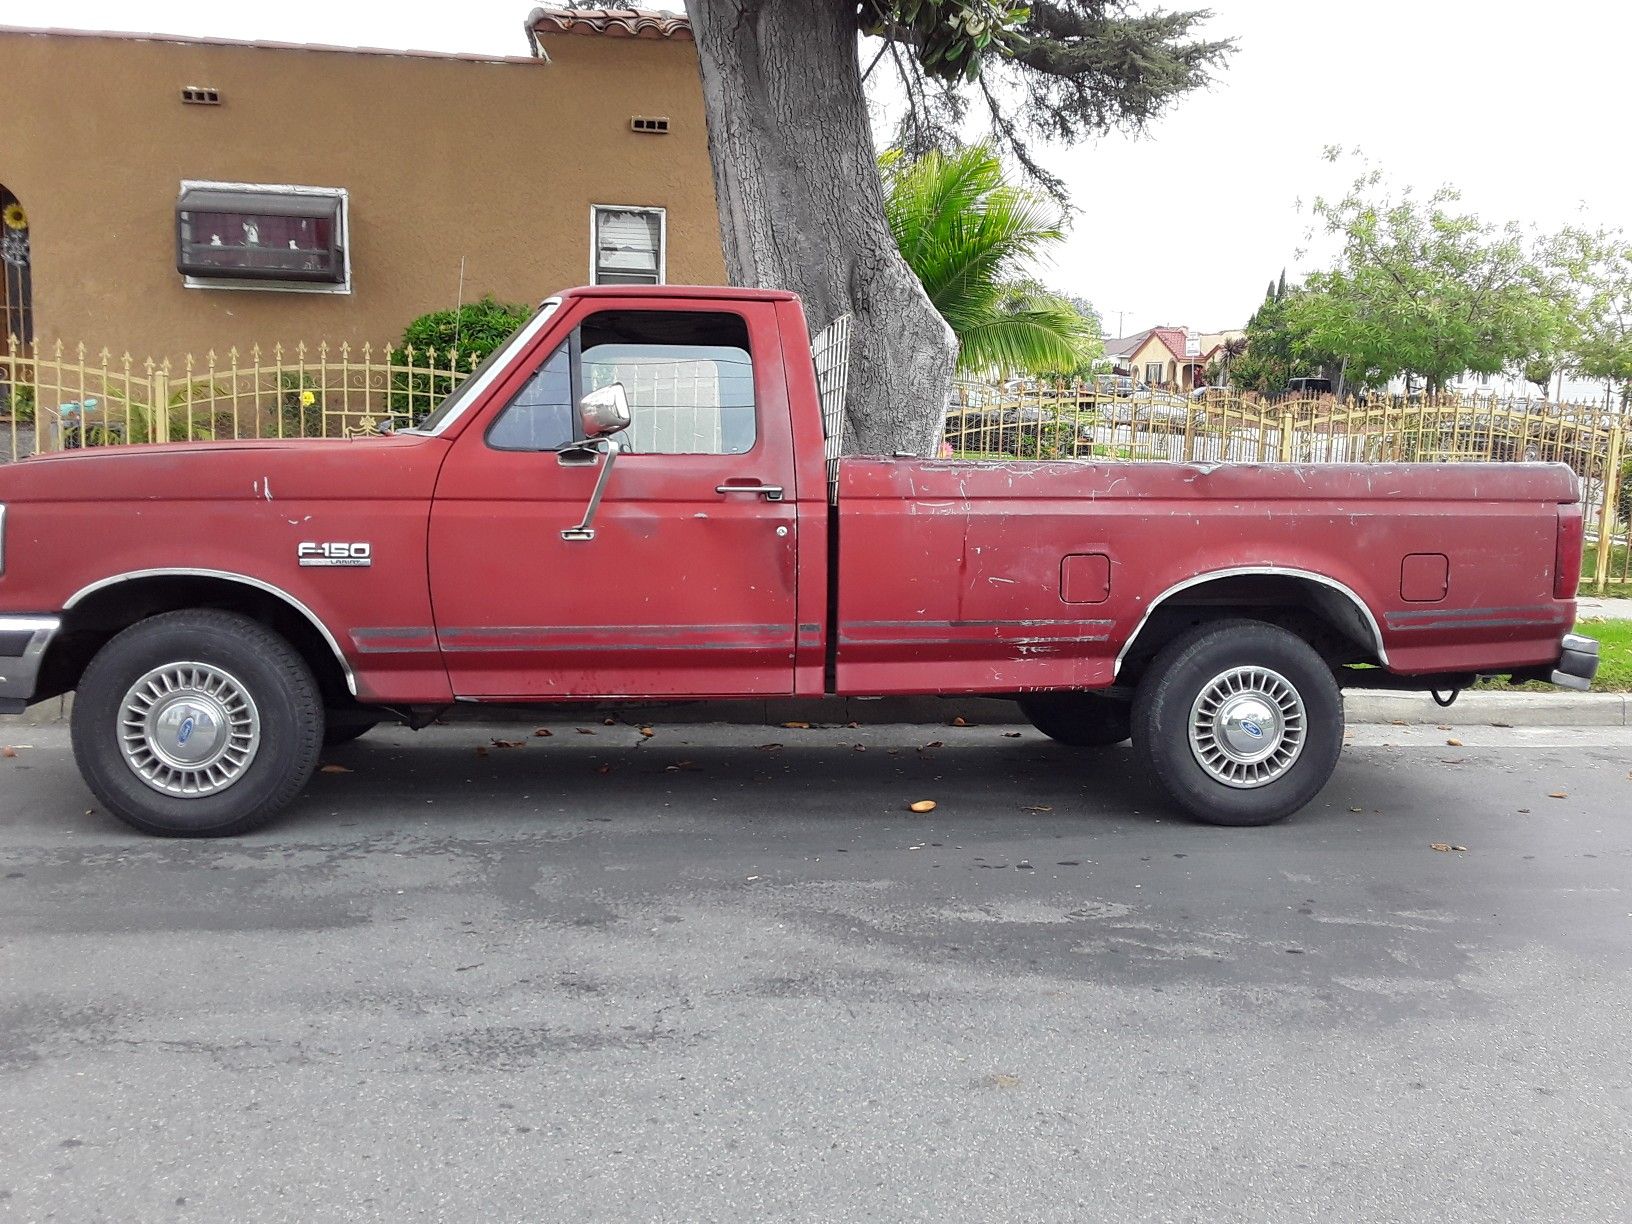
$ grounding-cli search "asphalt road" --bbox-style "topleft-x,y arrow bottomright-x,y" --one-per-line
2,719 -> 1630,1223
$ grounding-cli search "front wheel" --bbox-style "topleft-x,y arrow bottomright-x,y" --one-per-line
1132,619 -> 1343,826
71,610 -> 324,837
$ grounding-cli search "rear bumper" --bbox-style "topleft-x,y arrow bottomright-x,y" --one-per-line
0,616 -> 61,714
1550,633 -> 1600,692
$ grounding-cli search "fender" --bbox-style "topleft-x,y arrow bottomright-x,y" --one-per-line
63,567 -> 359,697
1114,565 -> 1389,678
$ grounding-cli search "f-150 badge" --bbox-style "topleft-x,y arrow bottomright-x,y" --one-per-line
298,542 -> 372,568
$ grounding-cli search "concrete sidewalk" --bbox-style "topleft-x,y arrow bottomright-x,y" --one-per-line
1578,597 -> 1632,619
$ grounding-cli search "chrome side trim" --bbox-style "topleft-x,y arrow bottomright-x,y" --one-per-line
0,615 -> 62,706
412,298 -> 560,437
1114,566 -> 1389,678
63,569 -> 358,697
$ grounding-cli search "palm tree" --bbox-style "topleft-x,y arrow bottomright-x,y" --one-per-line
883,145 -> 1097,376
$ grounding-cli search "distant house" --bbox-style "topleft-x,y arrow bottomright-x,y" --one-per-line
1102,327 -> 1238,391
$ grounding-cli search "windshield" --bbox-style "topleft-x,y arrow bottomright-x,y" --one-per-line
406,298 -> 560,435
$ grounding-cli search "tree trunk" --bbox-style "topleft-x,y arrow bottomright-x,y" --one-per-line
686,0 -> 958,456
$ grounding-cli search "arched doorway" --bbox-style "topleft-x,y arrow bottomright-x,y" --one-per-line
2,184 -> 33,348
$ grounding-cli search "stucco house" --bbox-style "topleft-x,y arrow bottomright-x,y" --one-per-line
0,8 -> 719,364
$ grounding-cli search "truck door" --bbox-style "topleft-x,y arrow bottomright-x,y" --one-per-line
427,299 -> 800,699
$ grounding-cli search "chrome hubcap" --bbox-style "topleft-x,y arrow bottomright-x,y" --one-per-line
119,663 -> 261,798
1188,665 -> 1305,788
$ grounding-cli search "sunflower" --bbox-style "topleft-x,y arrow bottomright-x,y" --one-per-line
1,202 -> 26,231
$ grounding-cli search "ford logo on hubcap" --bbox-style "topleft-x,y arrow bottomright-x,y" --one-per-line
1240,719 -> 1264,740
177,716 -> 196,747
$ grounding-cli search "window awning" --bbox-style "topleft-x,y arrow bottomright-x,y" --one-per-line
177,187 -> 340,220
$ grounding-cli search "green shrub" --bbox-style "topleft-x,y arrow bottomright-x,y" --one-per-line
390,296 -> 530,417
2,382 -> 34,424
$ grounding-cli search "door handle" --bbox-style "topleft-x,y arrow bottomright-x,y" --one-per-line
716,483 -> 784,502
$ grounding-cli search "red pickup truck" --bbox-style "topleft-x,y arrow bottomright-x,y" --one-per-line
0,286 -> 1600,836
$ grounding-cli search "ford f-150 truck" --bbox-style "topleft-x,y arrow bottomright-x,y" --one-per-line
0,286 -> 1601,836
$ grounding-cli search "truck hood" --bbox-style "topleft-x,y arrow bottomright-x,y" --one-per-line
0,433 -> 449,504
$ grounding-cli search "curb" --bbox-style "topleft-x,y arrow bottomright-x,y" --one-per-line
5,691 -> 1626,729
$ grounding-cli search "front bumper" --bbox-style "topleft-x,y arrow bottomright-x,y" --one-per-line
0,616 -> 61,714
1550,633 -> 1600,691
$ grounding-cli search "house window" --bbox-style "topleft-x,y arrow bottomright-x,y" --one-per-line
591,206 -> 665,286
176,182 -> 349,293
1144,362 -> 1164,385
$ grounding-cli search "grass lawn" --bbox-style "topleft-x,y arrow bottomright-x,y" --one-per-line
1581,540 -> 1631,598
1474,618 -> 1631,693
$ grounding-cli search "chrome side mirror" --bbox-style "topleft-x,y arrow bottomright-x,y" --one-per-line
579,383 -> 631,437
561,433 -> 629,542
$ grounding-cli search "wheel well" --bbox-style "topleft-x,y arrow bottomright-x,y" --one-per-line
38,575 -> 353,705
1117,573 -> 1383,684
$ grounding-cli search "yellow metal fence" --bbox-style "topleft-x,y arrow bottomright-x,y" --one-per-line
1,334 -> 479,459
1,339 -> 1626,592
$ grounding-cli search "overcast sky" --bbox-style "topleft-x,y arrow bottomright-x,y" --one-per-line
5,0 -> 1627,336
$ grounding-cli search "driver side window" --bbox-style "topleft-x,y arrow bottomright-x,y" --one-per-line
486,340 -> 575,452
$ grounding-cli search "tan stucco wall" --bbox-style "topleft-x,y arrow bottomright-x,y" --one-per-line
0,28 -> 724,361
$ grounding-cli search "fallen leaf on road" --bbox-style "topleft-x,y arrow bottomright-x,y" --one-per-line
320,764 -> 352,773
853,744 -> 866,752
0,746 -> 14,758
951,716 -> 971,727
603,717 -> 617,726
782,721 -> 812,729
909,800 -> 937,813
491,739 -> 525,749
533,728 -> 553,737
1549,792 -> 1568,799
757,743 -> 783,751
1002,731 -> 1022,738
1430,843 -> 1451,852
920,741 -> 944,751
638,726 -> 655,738
1446,738 -> 1463,747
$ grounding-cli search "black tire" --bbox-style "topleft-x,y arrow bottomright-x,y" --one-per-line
1017,692 -> 1132,747
71,610 -> 324,837
323,720 -> 379,748
1131,618 -> 1343,827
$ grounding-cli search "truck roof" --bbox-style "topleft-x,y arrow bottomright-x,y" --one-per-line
563,284 -> 800,303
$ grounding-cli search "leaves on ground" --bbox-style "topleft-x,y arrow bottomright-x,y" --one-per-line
782,721 -> 813,729
1002,731 -> 1022,738
1429,842 -> 1467,852
491,739 -> 526,749
951,716 -> 971,727
638,726 -> 655,738
909,799 -> 937,812
1446,738 -> 1463,747
1548,791 -> 1568,799
0,746 -> 15,759
533,728 -> 553,737
320,764 -> 351,774
920,741 -> 944,751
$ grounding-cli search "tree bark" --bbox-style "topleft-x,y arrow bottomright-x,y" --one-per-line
686,0 -> 958,456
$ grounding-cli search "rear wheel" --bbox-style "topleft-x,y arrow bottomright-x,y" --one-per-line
71,610 -> 324,837
1017,692 -> 1131,747
1132,619 -> 1342,826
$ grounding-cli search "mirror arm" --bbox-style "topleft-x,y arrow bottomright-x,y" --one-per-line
561,435 -> 626,542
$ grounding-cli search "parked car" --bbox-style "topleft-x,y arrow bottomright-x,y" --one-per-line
0,285 -> 1598,836
1285,376 -> 1334,396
